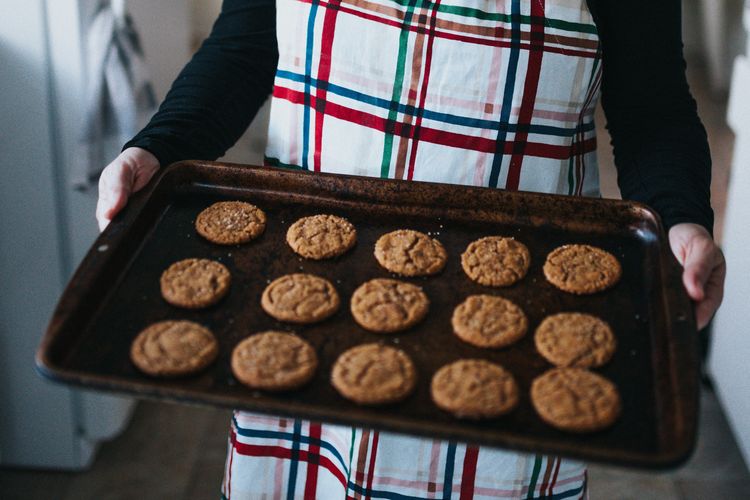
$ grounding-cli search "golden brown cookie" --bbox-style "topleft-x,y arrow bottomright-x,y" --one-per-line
451,295 -> 528,349
543,244 -> 622,294
374,229 -> 447,276
431,359 -> 519,419
331,343 -> 416,405
286,214 -> 357,259
261,273 -> 340,324
231,331 -> 318,391
535,313 -> 616,368
350,278 -> 429,333
130,320 -> 218,377
531,368 -> 621,433
461,236 -> 530,287
160,258 -> 231,309
195,201 -> 266,245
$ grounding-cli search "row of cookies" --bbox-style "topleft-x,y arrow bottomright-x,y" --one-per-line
197,201 -> 624,294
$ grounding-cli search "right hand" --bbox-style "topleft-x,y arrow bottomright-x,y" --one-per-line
96,147 -> 160,232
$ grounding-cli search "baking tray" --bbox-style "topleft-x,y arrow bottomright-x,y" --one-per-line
37,161 -> 699,468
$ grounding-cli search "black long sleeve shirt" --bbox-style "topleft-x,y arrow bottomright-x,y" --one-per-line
125,0 -> 714,233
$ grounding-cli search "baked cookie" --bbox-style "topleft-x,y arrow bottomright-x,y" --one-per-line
431,359 -> 519,419
160,258 -> 231,309
452,295 -> 527,348
130,320 -> 218,377
331,343 -> 416,405
535,313 -> 616,368
461,236 -> 530,287
261,273 -> 340,324
543,244 -> 622,294
231,331 -> 318,391
195,201 -> 266,245
374,229 -> 447,276
286,214 -> 356,259
531,367 -> 621,432
350,278 -> 429,333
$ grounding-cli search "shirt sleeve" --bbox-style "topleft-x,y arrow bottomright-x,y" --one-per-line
124,0 -> 278,167
587,0 -> 714,234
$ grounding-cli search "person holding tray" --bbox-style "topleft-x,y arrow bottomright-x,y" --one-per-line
96,0 -> 725,498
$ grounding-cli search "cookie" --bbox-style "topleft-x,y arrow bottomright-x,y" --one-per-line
331,343 -> 416,405
451,295 -> 527,348
543,244 -> 622,294
160,258 -> 231,309
374,229 -> 447,276
130,320 -> 218,377
431,359 -> 519,419
531,368 -> 621,433
350,278 -> 429,333
231,331 -> 318,391
535,313 -> 616,368
195,201 -> 266,245
261,273 -> 340,324
286,214 -> 356,259
461,236 -> 530,287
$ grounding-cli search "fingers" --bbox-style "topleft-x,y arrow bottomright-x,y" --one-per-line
669,223 -> 727,330
694,251 -> 726,330
96,163 -> 133,231
95,148 -> 160,232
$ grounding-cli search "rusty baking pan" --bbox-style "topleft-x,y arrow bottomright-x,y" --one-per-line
37,161 -> 699,468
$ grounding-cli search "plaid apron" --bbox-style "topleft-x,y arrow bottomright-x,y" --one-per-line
224,0 -> 601,497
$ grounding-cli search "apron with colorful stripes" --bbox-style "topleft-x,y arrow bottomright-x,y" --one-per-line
224,0 -> 601,498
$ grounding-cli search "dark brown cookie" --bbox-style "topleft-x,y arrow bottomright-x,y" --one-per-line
195,201 -> 266,245
535,313 -> 616,368
531,368 -> 621,432
261,273 -> 340,323
461,236 -> 530,287
286,214 -> 357,259
331,343 -> 416,405
374,229 -> 447,276
350,278 -> 429,333
160,258 -> 231,309
130,320 -> 218,377
231,331 -> 318,391
543,244 -> 622,294
431,359 -> 519,419
451,295 -> 528,348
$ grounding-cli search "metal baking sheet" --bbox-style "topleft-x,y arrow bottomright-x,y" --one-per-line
37,161 -> 699,468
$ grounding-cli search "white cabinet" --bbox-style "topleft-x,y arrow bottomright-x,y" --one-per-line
709,0 -> 750,472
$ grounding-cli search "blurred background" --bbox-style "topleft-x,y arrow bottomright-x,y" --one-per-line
1,0 -> 749,498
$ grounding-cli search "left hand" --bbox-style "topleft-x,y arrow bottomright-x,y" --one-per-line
668,223 -> 726,330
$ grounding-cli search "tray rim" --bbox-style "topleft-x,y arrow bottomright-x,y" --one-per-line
36,160 -> 700,469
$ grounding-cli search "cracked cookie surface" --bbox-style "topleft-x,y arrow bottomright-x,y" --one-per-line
286,214 -> 356,259
195,201 -> 266,245
350,278 -> 429,333
130,320 -> 218,377
531,367 -> 621,432
535,313 -> 616,368
160,258 -> 231,309
452,295 -> 527,348
374,229 -> 447,276
261,273 -> 340,323
231,331 -> 318,391
431,359 -> 519,419
461,236 -> 530,287
331,343 -> 416,405
543,244 -> 621,294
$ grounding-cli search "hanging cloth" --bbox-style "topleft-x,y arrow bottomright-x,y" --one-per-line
76,0 -> 156,189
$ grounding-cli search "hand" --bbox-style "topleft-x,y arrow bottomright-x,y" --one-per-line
668,223 -> 726,330
96,147 -> 160,231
